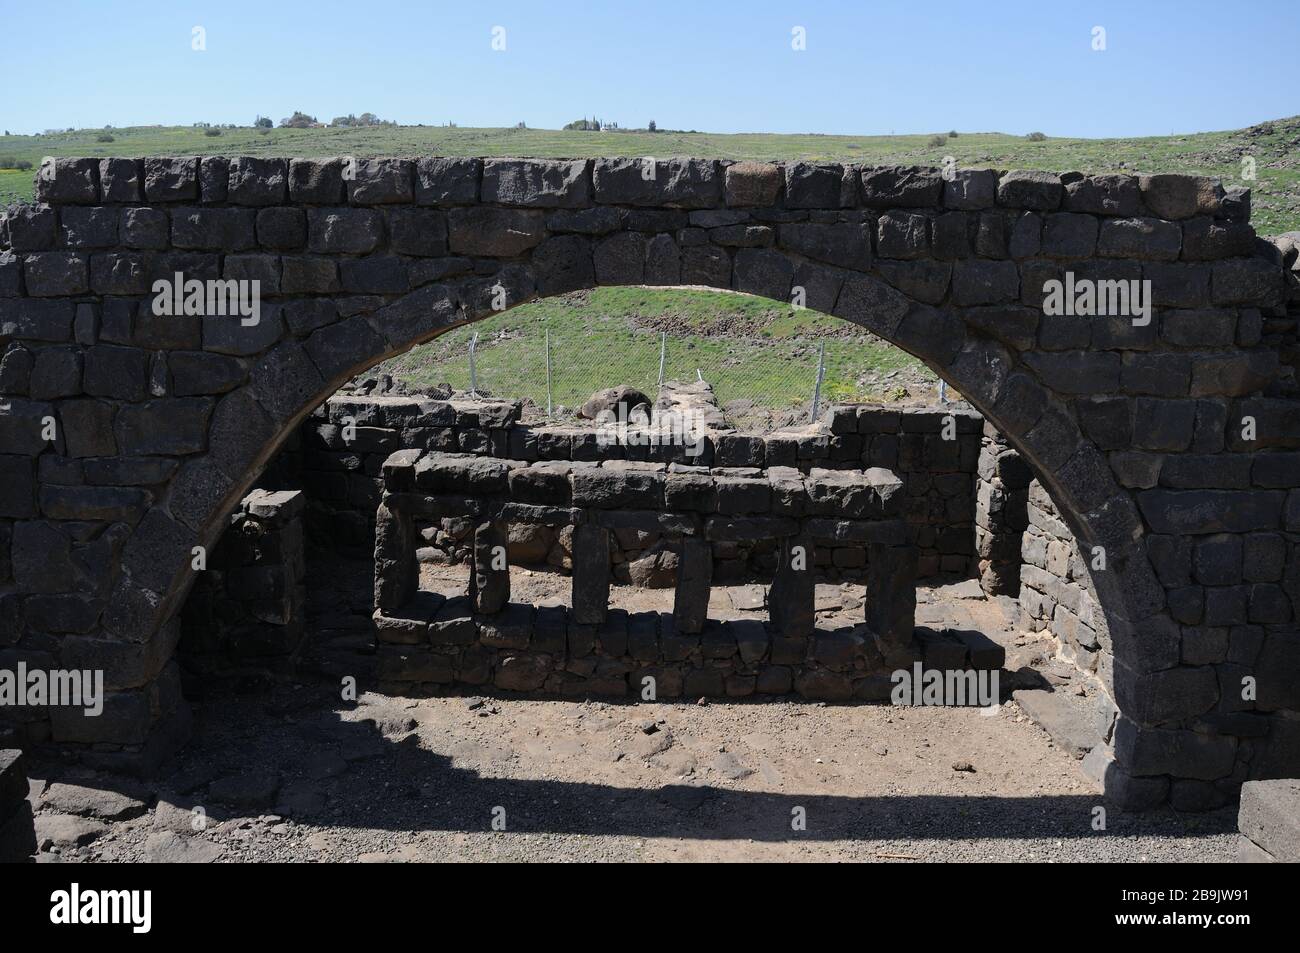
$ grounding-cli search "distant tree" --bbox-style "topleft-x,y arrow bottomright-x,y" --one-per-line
648,120 -> 656,132
96,132 -> 114,143
279,111 -> 319,129
254,115 -> 273,128
947,129 -> 958,138
204,127 -> 222,137
927,134 -> 946,147
1026,131 -> 1047,142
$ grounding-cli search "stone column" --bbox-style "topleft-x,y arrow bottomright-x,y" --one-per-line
373,498 -> 418,612
0,749 -> 36,863
769,534 -> 815,638
866,536 -> 916,649
975,424 -> 1030,596
470,519 -> 510,614
571,524 -> 611,625
673,536 -> 713,634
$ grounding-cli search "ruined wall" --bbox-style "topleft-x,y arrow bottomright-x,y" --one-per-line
262,393 -> 982,581
2,153 -> 1298,807
178,489 -> 306,681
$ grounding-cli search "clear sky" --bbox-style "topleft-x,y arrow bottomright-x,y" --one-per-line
3,0 -> 1295,138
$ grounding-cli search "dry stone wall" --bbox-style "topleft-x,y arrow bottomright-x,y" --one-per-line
1,153 -> 1298,808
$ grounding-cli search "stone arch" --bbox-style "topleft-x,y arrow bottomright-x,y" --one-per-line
3,155 -> 1296,807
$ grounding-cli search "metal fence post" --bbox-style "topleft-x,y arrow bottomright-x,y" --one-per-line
468,330 -> 478,396
545,328 -> 553,417
810,341 -> 826,422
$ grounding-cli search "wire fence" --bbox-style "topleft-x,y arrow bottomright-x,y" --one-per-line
381,321 -> 936,431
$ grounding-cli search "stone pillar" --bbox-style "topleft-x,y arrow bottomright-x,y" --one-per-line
673,536 -> 712,634
0,749 -> 36,863
571,524 -> 611,625
866,536 -> 916,649
470,519 -> 510,614
975,424 -> 1030,596
769,534 -> 815,638
373,498 -> 418,612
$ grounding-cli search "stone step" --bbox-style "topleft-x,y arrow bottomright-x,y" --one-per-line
1237,779 -> 1300,862
1012,687 -> 1115,759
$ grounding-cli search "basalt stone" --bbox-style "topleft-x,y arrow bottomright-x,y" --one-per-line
1041,213 -> 1099,258
199,156 -> 229,203
115,397 -> 212,455
144,157 -> 198,202
59,399 -> 116,458
347,158 -> 414,205
943,169 -> 997,210
1139,174 -> 1223,220
22,252 -> 88,296
1063,173 -> 1140,216
1145,262 -> 1211,308
876,212 -> 928,260
951,259 -> 1019,305
340,256 -> 409,295
783,163 -> 842,209
36,158 -> 100,205
255,207 -> 306,250
281,257 -> 340,294
59,206 -> 118,248
593,232 -> 646,284
227,157 -> 288,206
83,344 -> 149,401
1096,217 -> 1182,261
387,208 -> 448,257
307,208 -> 383,254
681,245 -> 731,288
304,315 -> 386,381
28,347 -> 81,400
482,159 -> 590,208
89,253 -> 147,295
1181,217 -> 1255,260
5,205 -> 57,251
533,235 -> 595,295
997,171 -> 1062,211
592,157 -> 721,208
414,157 -> 481,205
0,455 -> 36,518
120,207 -> 168,250
168,351 -> 246,396
725,161 -> 782,207
288,158 -> 346,204
860,165 -> 943,208
446,207 -> 545,257
1211,258 -> 1284,308
546,206 -> 623,235
931,211 -> 971,260
732,247 -> 793,301
171,207 -> 256,250
774,222 -> 868,269
99,158 -> 144,203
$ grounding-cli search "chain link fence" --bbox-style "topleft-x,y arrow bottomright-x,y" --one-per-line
380,315 -> 938,431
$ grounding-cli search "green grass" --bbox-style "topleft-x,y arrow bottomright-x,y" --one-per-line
2,116 -> 1298,232
378,287 -> 927,417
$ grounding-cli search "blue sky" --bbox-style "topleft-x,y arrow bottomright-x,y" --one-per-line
3,0 -> 1295,138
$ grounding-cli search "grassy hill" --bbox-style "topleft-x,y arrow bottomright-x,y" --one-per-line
2,116 -> 1298,233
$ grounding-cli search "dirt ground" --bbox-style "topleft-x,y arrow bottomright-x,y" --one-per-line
22,572 -> 1239,863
